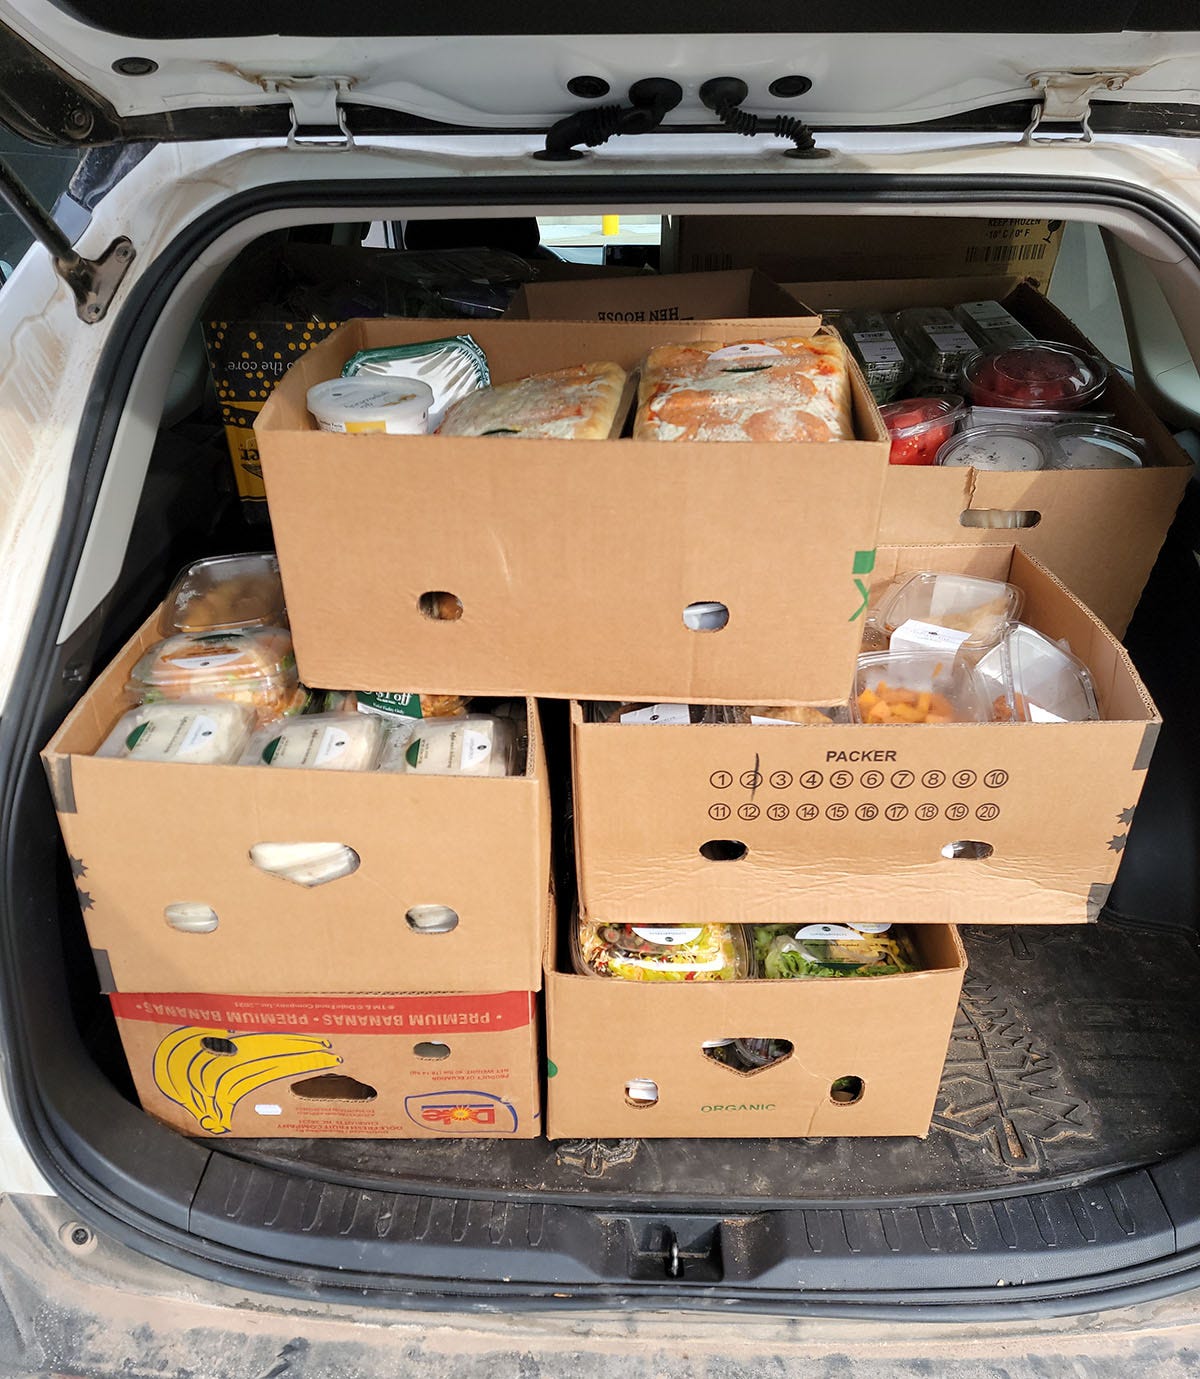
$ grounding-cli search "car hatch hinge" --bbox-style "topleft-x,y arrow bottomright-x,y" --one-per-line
0,157 -> 133,323
262,76 -> 355,150
1023,70 -> 1131,144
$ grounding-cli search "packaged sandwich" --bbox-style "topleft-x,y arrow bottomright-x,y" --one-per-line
635,335 -> 853,442
242,712 -> 386,771
438,362 -> 631,439
754,923 -> 918,979
97,701 -> 256,765
127,627 -> 302,722
160,552 -> 285,635
378,714 -> 518,776
573,921 -> 752,981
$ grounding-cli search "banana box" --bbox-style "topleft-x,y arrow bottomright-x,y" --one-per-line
112,990 -> 540,1138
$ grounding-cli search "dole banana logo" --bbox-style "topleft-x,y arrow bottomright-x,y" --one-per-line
152,1026 -> 341,1134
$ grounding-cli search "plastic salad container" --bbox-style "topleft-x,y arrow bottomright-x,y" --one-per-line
306,377 -> 434,434
833,308 -> 913,403
875,571 -> 1023,652
961,342 -> 1107,410
753,923 -> 919,979
1050,421 -> 1145,470
879,395 -> 964,466
936,424 -> 1055,472
855,650 -> 994,725
97,701 -> 256,764
953,300 -> 1036,350
127,627 -> 302,721
342,334 -> 491,429
976,623 -> 1101,723
891,307 -> 980,388
160,552 -> 285,635
242,712 -> 387,771
377,714 -> 518,776
573,921 -> 752,981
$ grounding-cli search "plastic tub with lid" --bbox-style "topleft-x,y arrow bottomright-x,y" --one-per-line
879,395 -> 964,466
306,377 -> 434,434
160,552 -> 285,635
854,650 -> 995,725
961,342 -> 1107,411
127,627 -> 302,722
1050,421 -> 1145,470
936,424 -> 1055,472
572,921 -> 752,981
976,624 -> 1101,723
874,571 -> 1023,652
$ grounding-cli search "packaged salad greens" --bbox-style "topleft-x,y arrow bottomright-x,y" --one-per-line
754,923 -> 919,979
573,921 -> 751,981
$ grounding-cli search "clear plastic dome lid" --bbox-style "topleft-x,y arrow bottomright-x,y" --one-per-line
854,650 -> 995,725
961,342 -> 1107,410
976,623 -> 1100,723
161,552 -> 285,635
572,921 -> 752,981
875,571 -> 1023,652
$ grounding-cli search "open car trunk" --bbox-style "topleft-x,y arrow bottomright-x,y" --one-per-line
5,185 -> 1200,1314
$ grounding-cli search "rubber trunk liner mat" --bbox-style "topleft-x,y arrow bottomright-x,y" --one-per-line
216,921 -> 1200,1208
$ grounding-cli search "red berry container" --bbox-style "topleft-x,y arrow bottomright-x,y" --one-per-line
961,342 -> 1107,411
879,395 -> 965,466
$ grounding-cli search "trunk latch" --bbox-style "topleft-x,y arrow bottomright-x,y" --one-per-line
1024,70 -> 1131,144
263,76 -> 355,150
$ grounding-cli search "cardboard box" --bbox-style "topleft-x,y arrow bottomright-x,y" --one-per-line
546,924 -> 965,1139
506,269 -> 803,323
785,276 -> 1194,637
255,317 -> 890,706
113,989 -> 540,1138
572,546 -> 1160,929
41,611 -> 551,995
665,216 -> 1065,290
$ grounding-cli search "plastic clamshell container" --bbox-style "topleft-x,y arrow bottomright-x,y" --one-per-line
854,650 -> 995,725
242,711 -> 387,771
127,627 -> 300,721
834,308 -> 913,404
96,701 -> 255,764
879,395 -> 964,466
961,342 -> 1108,411
976,623 -> 1101,724
952,300 -> 1037,350
1051,421 -> 1145,470
160,552 -> 285,635
306,377 -> 434,434
875,571 -> 1023,652
378,714 -> 518,777
573,921 -> 752,981
754,923 -> 919,979
891,307 -> 979,386
936,424 -> 1054,472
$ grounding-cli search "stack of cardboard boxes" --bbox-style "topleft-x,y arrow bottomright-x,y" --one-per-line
44,225 -> 1187,1144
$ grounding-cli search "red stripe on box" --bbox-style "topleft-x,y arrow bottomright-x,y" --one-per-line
110,991 -> 534,1033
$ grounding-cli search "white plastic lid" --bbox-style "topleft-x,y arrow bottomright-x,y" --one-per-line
306,377 -> 434,433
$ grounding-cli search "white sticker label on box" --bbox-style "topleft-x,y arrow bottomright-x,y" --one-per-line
632,926 -> 703,945
890,619 -> 972,656
620,703 -> 691,725
853,330 -> 904,365
1028,703 -> 1068,724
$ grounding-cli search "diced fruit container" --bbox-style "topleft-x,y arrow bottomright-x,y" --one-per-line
1050,421 -> 1146,470
573,921 -> 752,981
127,627 -> 302,721
961,342 -> 1108,410
952,300 -> 1037,350
854,650 -> 995,725
936,424 -> 1055,472
833,308 -> 913,404
96,701 -> 256,764
879,395 -> 964,466
242,711 -> 387,771
753,923 -> 919,979
890,307 -> 980,389
160,552 -> 285,635
976,624 -> 1101,723
874,571 -> 1024,652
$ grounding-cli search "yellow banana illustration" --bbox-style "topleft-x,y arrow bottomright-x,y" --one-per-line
152,1027 -> 341,1134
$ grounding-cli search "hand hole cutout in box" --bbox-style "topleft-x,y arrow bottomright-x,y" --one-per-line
699,839 -> 748,862
249,842 -> 360,887
291,1074 -> 377,1102
830,1075 -> 865,1105
164,902 -> 219,933
959,509 -> 1042,530
625,1078 -> 659,1107
942,840 -> 994,860
413,1041 -> 452,1060
200,1036 -> 239,1056
405,905 -> 460,934
702,1038 -> 793,1074
419,591 -> 464,621
683,601 -> 729,632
